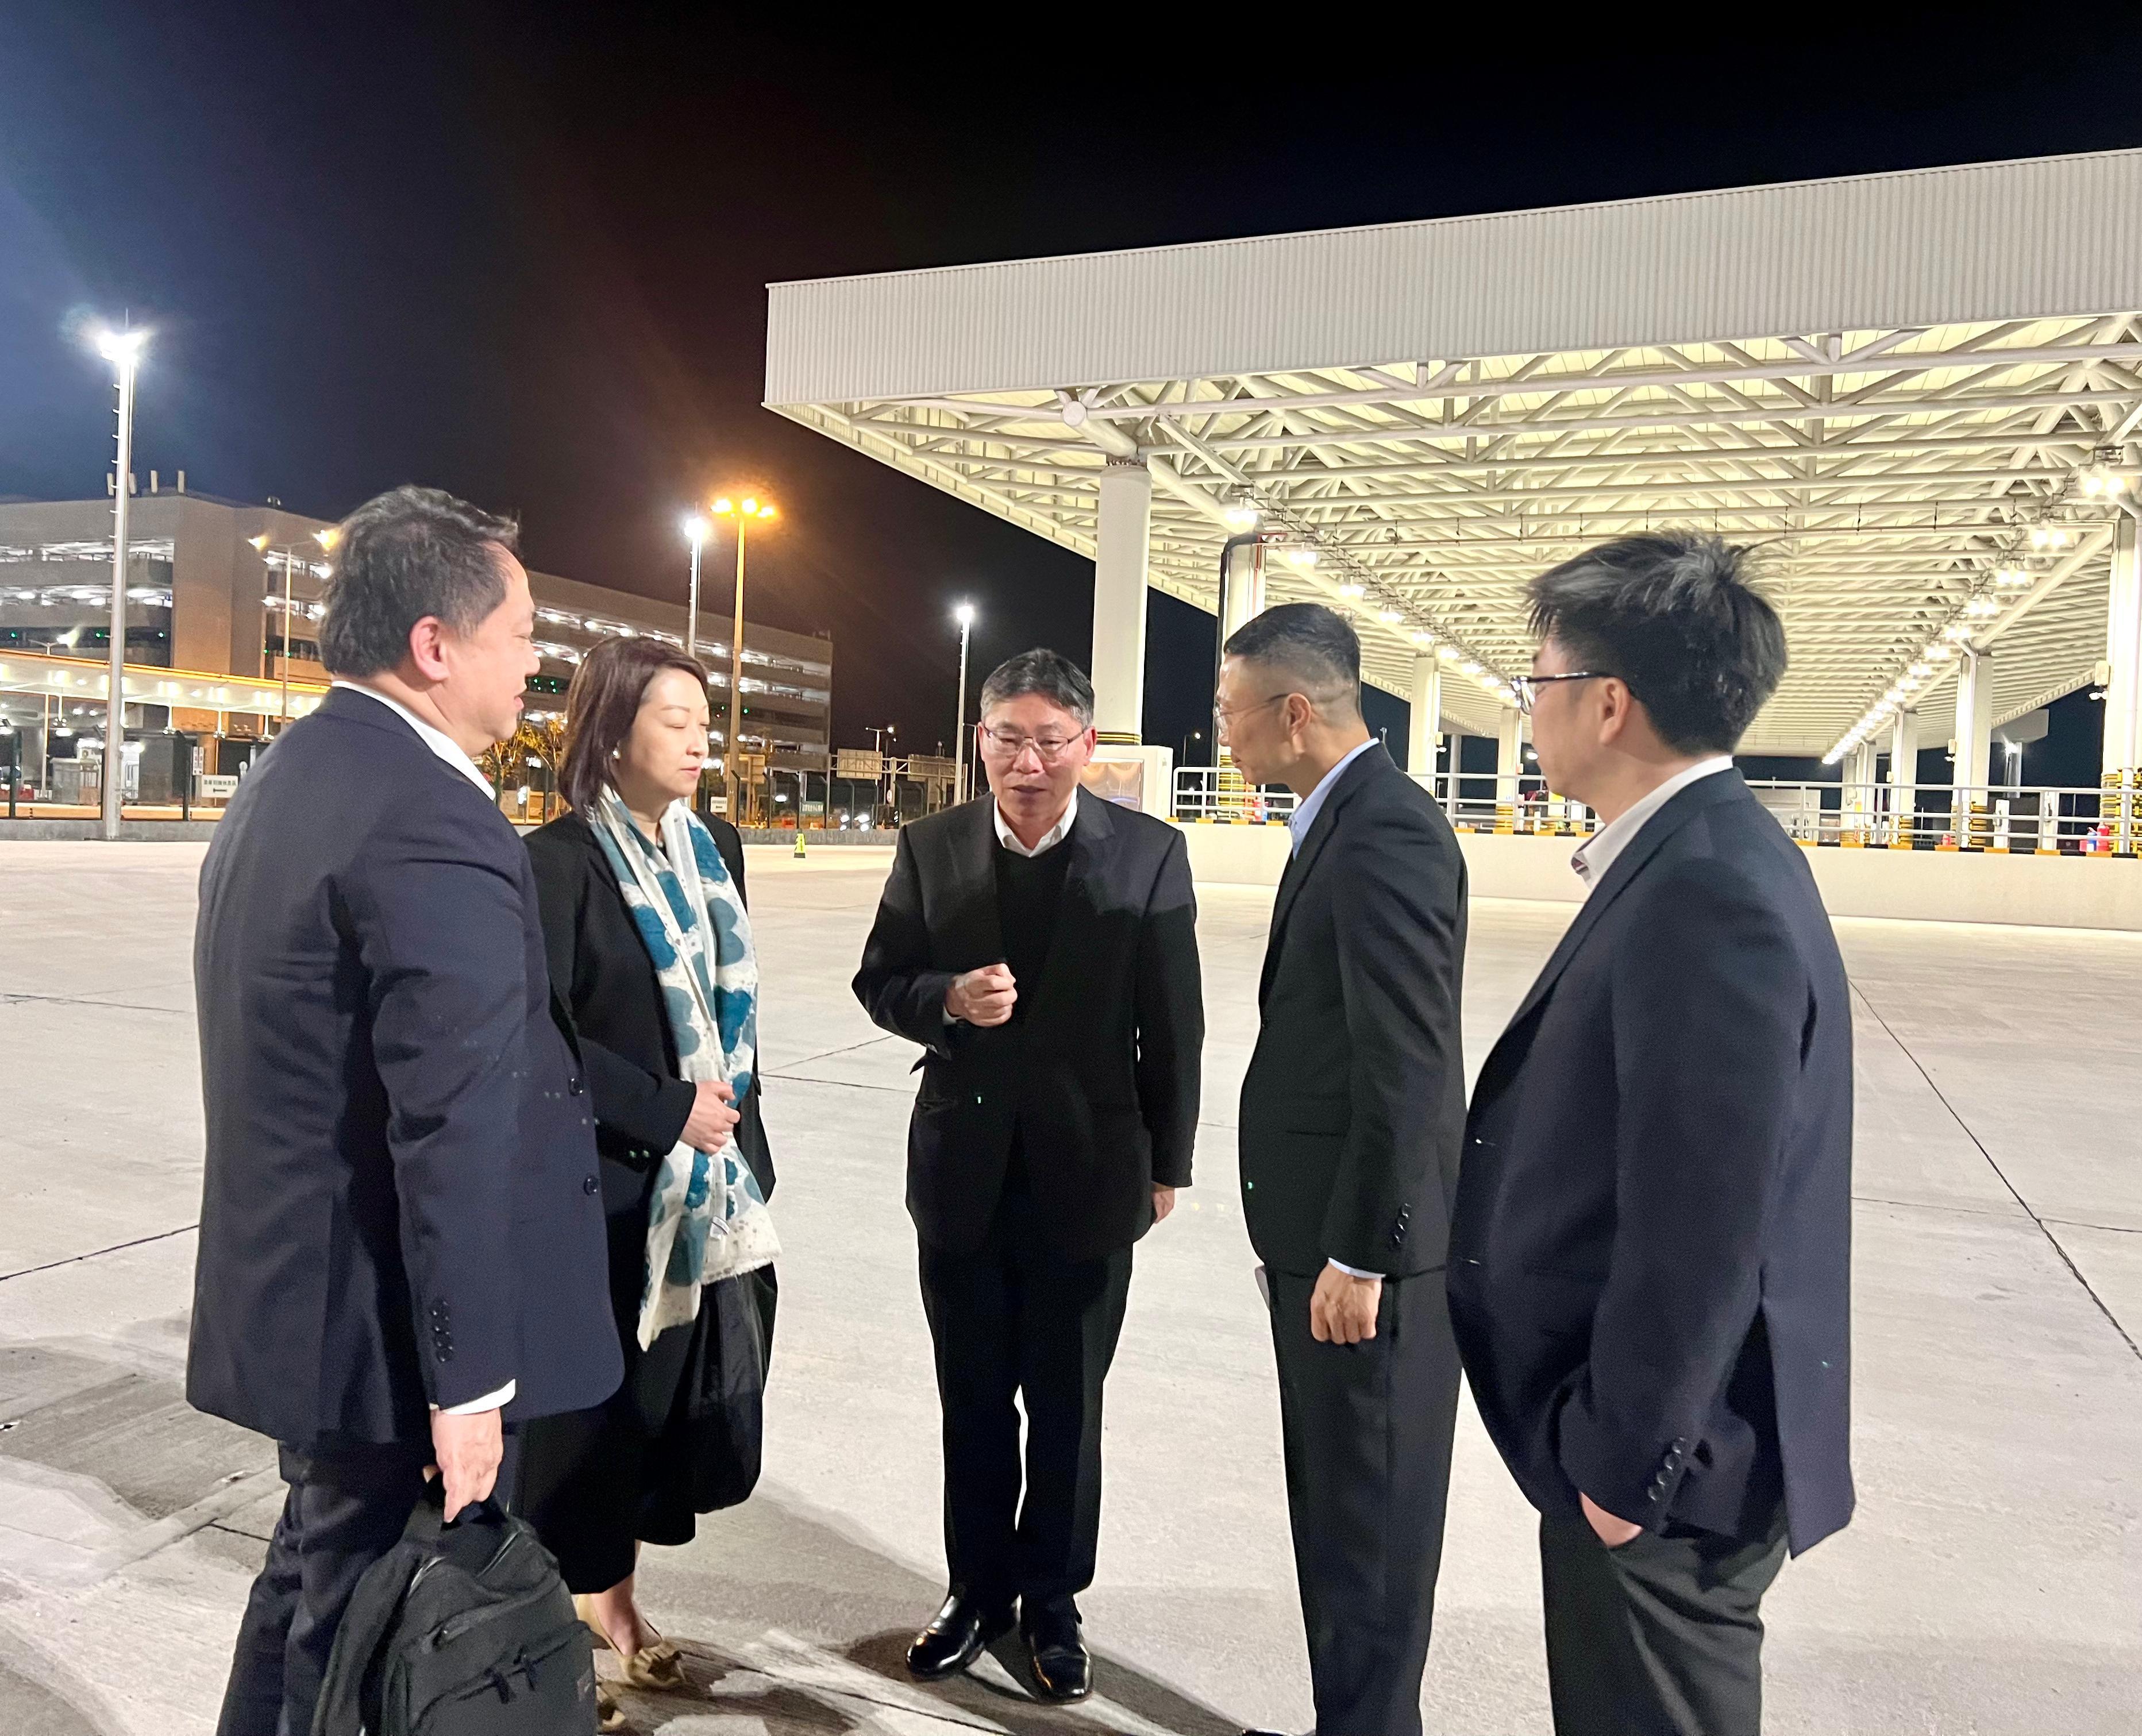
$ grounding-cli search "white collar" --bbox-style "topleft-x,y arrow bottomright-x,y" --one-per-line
993,792 -> 1077,858
1570,757 -> 1734,891
331,680 -> 496,798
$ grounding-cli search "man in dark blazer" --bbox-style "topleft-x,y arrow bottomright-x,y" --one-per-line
854,648 -> 1203,1703
189,487 -> 620,1736
1450,533 -> 1854,1736
1219,603 -> 1469,1736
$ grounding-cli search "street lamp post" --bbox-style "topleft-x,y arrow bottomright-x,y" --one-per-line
97,327 -> 144,840
680,514 -> 709,662
710,494 -> 777,822
252,528 -> 338,732
953,602 -> 976,803
866,723 -> 897,822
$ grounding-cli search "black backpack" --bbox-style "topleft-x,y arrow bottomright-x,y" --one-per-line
313,1491 -> 597,1735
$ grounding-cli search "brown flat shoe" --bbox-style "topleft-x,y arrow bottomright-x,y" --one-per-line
576,1594 -> 689,1691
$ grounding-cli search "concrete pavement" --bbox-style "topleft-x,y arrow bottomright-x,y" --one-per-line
0,840 -> 2136,1734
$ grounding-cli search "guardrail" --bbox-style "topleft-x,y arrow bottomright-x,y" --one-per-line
1172,766 -> 2142,855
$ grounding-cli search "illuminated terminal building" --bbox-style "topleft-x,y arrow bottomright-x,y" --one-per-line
0,486 -> 832,822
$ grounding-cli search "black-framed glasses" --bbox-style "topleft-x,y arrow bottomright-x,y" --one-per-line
1513,672 -> 1606,715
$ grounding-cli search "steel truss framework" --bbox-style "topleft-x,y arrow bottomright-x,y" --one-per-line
775,316 -> 2142,754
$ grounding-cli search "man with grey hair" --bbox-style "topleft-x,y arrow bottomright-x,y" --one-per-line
190,485 -> 619,1736
1219,602 -> 1468,1736
854,647 -> 1203,1703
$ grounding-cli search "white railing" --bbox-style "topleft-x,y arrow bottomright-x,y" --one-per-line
1171,766 -> 2142,855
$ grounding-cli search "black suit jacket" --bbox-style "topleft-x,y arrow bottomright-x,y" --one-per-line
852,788 -> 1204,1262
1239,743 -> 1469,1278
187,686 -> 622,1449
523,809 -> 774,1210
1449,770 -> 1854,1556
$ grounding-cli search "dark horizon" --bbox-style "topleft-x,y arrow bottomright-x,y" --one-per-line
4,6 -> 2137,761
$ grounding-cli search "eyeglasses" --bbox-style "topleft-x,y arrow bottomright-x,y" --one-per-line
981,726 -> 1082,762
1513,672 -> 1606,715
1213,692 -> 1288,727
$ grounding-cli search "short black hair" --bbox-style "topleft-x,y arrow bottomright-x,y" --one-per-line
1223,602 -> 1362,716
977,647 -> 1095,726
318,485 -> 520,677
1527,533 -> 1786,755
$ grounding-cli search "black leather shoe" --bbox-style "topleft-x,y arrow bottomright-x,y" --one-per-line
1022,1606 -> 1091,1703
906,1591 -> 1014,1681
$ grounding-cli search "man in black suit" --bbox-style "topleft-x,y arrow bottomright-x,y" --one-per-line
1219,603 -> 1469,1736
1450,533 -> 1854,1736
189,487 -> 621,1736
853,649 -> 1203,1703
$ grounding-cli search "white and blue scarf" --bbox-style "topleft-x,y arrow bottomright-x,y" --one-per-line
590,789 -> 779,1349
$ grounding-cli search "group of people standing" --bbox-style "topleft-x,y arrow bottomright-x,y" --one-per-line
185,480 -> 1853,1736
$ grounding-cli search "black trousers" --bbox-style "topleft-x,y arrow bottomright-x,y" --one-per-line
1267,1267 -> 1462,1736
1538,1509 -> 1790,1736
917,1191 -> 1132,1619
215,1433 -> 520,1736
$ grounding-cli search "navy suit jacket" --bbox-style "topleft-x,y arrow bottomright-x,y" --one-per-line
1240,744 -> 1469,1278
186,686 -> 622,1449
1449,770 -> 1855,1555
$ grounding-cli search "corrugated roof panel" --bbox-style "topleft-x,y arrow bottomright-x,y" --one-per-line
766,151 -> 2142,404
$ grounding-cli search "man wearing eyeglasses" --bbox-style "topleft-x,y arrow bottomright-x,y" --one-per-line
854,647 -> 1203,1704
1451,534 -> 1853,1735
1218,603 -> 1468,1736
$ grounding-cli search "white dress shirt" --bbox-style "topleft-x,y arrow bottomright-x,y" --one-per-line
993,793 -> 1076,857
1569,757 -> 1735,892
331,680 -> 515,1416
1286,738 -> 1377,856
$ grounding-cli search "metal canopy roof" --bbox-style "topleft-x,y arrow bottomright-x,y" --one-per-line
766,151 -> 2142,753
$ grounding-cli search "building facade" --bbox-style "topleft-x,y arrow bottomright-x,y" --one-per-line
0,489 -> 832,819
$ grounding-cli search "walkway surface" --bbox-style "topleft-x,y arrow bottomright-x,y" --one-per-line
0,840 -> 2136,1734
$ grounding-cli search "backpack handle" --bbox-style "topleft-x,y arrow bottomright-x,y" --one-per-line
400,1480 -> 507,1546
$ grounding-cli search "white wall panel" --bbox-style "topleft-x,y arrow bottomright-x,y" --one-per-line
766,151 -> 2142,404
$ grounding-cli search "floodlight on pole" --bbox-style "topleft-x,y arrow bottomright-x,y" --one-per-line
93,323 -> 145,840
710,492 -> 780,819
681,513 -> 710,662
952,601 -> 976,804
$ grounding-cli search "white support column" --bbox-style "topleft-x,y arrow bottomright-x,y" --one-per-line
1494,707 -> 1523,833
1887,709 -> 1918,848
1220,537 -> 1266,643
1844,740 -> 1878,844
1091,458 -> 1151,743
1407,654 -> 1442,781
1951,648 -> 1994,847
2103,511 -> 2142,853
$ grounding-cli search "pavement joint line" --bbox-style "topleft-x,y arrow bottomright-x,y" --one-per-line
76,1464 -> 283,1586
1850,980 -> 2142,1363
1847,1192 -> 2027,1220
0,990 -> 190,1016
2040,1216 -> 2142,1235
765,1071 -> 910,1095
772,1032 -> 903,1073
0,1222 -> 199,1284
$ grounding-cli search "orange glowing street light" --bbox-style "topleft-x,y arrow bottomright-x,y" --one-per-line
710,492 -> 780,816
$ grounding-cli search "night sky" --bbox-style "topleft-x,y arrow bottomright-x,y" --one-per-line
3,7 -> 2137,765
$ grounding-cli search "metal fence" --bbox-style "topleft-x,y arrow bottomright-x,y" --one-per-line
1172,766 -> 2142,855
